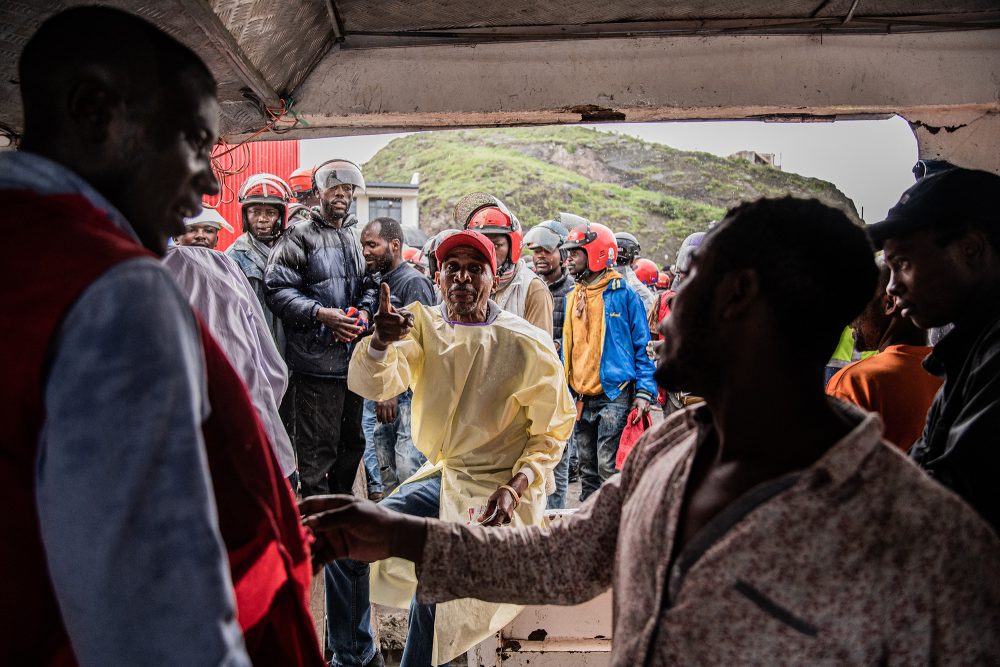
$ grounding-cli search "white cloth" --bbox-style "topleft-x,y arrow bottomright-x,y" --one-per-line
163,246 -> 296,476
622,265 -> 656,316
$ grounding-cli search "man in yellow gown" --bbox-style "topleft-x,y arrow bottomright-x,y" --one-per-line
324,230 -> 575,666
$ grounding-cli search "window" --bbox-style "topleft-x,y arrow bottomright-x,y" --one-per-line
370,197 -> 402,221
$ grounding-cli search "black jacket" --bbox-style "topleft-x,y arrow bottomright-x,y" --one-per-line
265,214 -> 377,378
380,261 -> 436,309
548,270 -> 575,345
910,299 -> 1000,533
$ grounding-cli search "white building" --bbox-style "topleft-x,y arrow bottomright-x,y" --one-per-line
354,172 -> 420,228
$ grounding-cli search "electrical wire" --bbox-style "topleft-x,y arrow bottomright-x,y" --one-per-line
204,96 -> 300,209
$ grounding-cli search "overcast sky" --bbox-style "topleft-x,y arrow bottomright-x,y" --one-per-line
301,115 -> 918,224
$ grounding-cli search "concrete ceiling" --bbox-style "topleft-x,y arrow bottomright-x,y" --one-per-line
2,1 -> 998,148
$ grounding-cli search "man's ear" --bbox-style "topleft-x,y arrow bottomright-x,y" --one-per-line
66,67 -> 123,144
956,229 -> 989,268
882,292 -> 898,317
491,271 -> 500,294
718,269 -> 760,321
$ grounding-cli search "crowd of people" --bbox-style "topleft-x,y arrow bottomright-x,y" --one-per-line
4,7 -> 999,667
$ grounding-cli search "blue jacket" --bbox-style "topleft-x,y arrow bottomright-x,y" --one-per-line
562,275 -> 657,403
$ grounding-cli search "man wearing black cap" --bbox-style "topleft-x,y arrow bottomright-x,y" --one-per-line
867,167 -> 1000,533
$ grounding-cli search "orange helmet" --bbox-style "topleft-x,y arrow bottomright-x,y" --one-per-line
634,258 -> 659,286
402,246 -> 427,271
561,217 -> 617,273
288,166 -> 315,200
656,271 -> 671,289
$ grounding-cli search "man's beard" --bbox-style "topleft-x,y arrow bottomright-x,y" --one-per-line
320,198 -> 348,223
654,300 -> 713,394
447,285 -> 481,315
370,254 -> 392,274
538,263 -> 561,280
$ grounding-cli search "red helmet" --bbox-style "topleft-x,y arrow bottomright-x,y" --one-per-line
634,258 -> 659,286
656,271 -> 671,289
402,246 -> 419,262
561,218 -> 617,273
455,192 -> 523,270
288,166 -> 315,200
402,246 -> 426,268
286,202 -> 313,224
238,173 -> 292,240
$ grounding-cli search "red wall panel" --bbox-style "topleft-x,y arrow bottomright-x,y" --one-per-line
204,139 -> 300,252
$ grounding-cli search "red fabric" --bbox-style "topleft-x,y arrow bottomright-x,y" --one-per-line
0,190 -> 322,666
653,291 -> 674,407
0,190 -> 140,666
615,409 -> 652,470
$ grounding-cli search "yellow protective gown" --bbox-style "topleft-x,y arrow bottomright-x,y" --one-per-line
347,301 -> 575,664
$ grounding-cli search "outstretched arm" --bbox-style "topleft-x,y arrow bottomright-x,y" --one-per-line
302,476 -> 623,607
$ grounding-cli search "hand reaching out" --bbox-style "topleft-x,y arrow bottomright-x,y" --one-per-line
299,495 -> 427,571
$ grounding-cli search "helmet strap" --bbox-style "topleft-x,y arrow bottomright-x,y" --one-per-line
497,257 -> 516,280
572,265 -> 598,283
245,214 -> 283,245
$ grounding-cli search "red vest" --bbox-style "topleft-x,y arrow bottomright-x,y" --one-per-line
0,190 -> 323,666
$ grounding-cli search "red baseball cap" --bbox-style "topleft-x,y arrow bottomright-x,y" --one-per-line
435,230 -> 498,274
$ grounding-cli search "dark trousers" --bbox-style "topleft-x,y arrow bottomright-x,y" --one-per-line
283,373 -> 365,498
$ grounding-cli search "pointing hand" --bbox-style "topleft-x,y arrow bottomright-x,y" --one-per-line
372,282 -> 414,350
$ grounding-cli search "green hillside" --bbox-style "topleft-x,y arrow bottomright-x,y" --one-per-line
363,126 -> 858,261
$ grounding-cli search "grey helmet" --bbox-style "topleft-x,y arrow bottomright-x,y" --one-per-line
671,231 -> 706,289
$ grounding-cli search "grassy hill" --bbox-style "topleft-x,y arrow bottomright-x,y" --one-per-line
363,126 -> 858,261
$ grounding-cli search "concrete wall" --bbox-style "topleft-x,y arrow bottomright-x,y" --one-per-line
292,30 -> 1000,174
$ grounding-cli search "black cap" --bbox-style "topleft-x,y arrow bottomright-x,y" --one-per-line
867,168 -> 1000,249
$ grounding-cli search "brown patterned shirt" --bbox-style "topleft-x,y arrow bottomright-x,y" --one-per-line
417,404 -> 1000,665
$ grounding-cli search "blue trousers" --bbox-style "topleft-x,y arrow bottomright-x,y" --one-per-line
361,400 -> 382,494
325,475 -> 444,667
574,390 -> 631,502
373,390 -> 426,494
546,433 -> 576,510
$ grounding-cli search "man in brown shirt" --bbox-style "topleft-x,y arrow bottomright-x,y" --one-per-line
302,197 -> 1000,665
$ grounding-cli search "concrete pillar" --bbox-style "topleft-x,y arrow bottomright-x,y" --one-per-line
904,111 -> 1000,176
